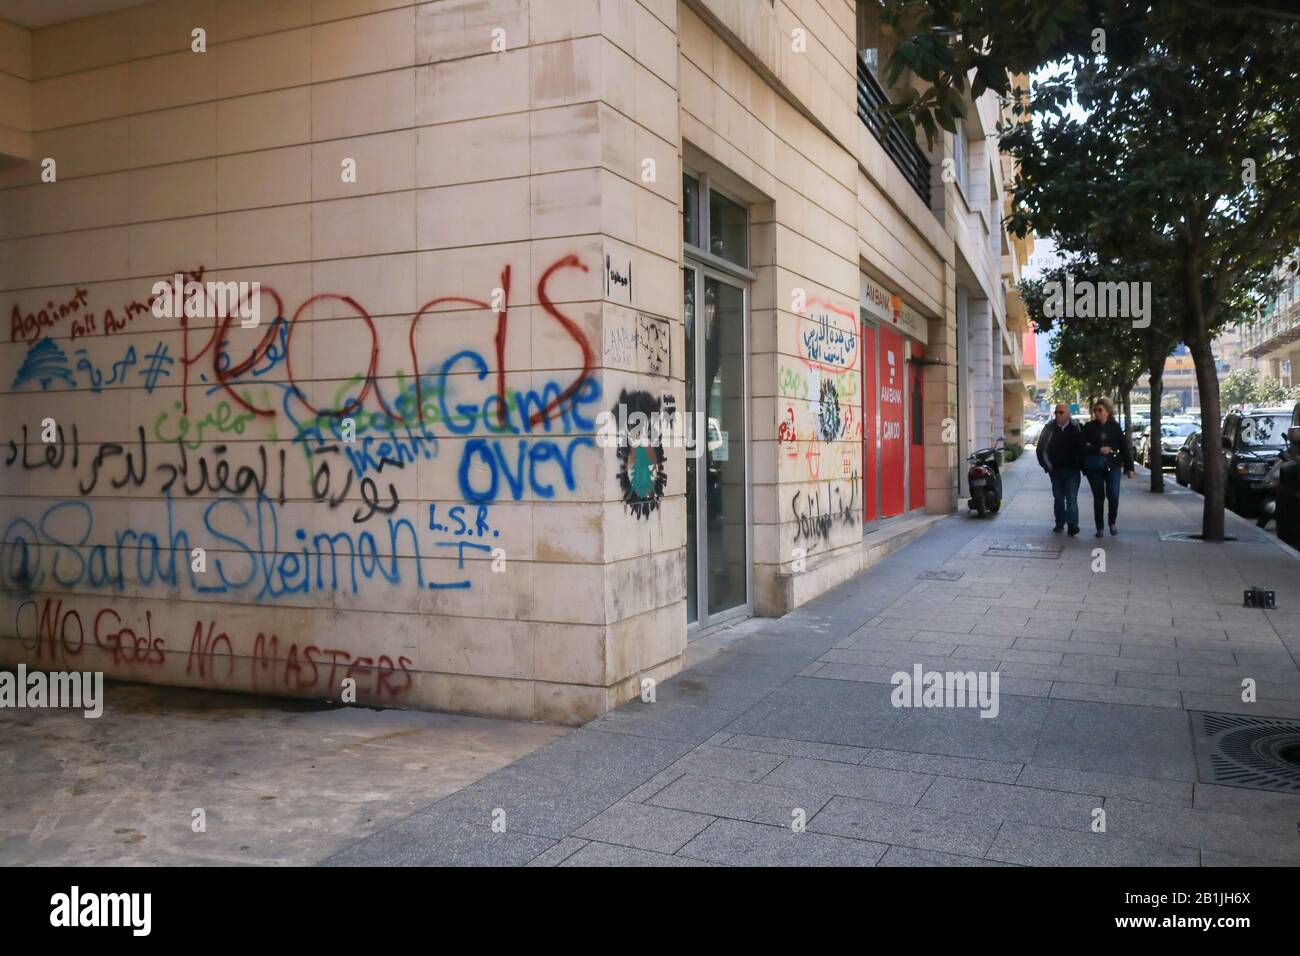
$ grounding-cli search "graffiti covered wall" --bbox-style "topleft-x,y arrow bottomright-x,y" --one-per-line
0,1 -> 685,723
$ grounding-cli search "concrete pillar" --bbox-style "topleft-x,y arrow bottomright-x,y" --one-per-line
968,295 -> 994,453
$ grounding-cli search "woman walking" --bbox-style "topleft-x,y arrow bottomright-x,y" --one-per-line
1081,397 -> 1135,537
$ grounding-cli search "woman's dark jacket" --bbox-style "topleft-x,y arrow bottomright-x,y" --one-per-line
1081,418 -> 1133,471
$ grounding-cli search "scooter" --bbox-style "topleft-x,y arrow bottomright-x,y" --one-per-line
967,437 -> 1005,518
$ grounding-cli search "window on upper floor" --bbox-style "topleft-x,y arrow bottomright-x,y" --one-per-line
953,126 -> 970,200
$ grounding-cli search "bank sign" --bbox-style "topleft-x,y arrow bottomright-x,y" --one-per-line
860,274 -> 928,345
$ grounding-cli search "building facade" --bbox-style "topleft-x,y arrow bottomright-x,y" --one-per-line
1241,255 -> 1300,388
0,0 -> 1023,724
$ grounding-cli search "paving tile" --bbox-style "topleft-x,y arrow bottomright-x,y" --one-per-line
512,730 -> 693,784
873,696 -> 1049,763
843,635 -> 959,656
653,673 -> 784,711
584,700 -> 741,745
664,744 -> 787,783
1178,659 -> 1300,680
321,811 -> 555,866
1192,783 -> 1300,816
761,756 -> 933,806
647,773 -> 831,828
1048,682 -> 1182,708
955,646 -> 1065,666
975,621 -> 1077,640
999,662 -> 1119,685
919,776 -> 1098,829
1125,622 -> 1226,639
1119,671 -> 1300,700
1179,693 -> 1300,718
621,767 -> 688,804
877,845 -> 1013,866
1063,652 -> 1178,675
1016,636 -> 1118,657
1016,765 -> 1192,807
860,748 -> 1022,784
1119,644 -> 1235,664
812,662 -> 901,684
808,795 -> 1001,857
677,818 -> 887,867
432,766 -> 632,839
559,841 -> 719,866
720,733 -> 871,765
573,801 -> 715,854
1072,628 -> 1173,647
1031,699 -> 1195,780
1201,850 -> 1294,866
987,821 -> 1198,866
526,837 -> 588,867
727,702 -> 900,749
1103,797 -> 1300,863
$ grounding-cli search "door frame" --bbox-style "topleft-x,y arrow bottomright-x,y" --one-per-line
860,311 -> 881,534
684,257 -> 754,636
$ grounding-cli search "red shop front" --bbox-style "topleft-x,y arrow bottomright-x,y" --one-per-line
860,276 -> 928,528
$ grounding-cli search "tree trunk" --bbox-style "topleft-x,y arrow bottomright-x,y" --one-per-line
1188,335 -> 1225,541
1122,386 -> 1132,449
1148,366 -> 1164,493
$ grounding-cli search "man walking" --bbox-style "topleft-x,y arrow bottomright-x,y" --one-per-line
1036,403 -> 1084,535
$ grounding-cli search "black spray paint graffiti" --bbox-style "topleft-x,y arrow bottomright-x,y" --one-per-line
614,390 -> 669,519
791,477 -> 858,547
816,378 -> 842,442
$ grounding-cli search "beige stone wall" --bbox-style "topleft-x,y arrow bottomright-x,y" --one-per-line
683,0 -> 957,611
0,17 -> 31,161
0,0 -> 685,725
1,0 -> 979,720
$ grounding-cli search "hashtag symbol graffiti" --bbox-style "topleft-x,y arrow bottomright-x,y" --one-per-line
140,342 -> 175,394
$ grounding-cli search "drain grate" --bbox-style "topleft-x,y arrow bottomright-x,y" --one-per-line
1160,531 -> 1240,543
918,570 -> 964,581
1190,711 -> 1300,793
983,542 -> 1062,560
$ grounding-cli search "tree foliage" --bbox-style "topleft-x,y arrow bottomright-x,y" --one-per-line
880,0 -> 1300,537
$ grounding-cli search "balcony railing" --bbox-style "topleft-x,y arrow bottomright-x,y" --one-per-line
1242,297 -> 1300,356
857,51 -> 932,207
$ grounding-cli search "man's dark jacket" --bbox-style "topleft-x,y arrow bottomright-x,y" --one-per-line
1036,419 -> 1085,472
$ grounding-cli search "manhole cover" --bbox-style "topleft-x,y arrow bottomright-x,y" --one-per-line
1160,531 -> 1240,542
983,542 -> 1062,559
918,570 -> 964,581
1190,711 -> 1300,793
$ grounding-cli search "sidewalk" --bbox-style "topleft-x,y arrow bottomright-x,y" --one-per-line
325,461 -> 1300,866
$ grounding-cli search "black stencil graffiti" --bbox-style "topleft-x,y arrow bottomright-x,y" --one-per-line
817,378 -> 842,442
614,389 -> 668,519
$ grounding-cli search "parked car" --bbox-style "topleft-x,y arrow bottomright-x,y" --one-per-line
1138,420 -> 1199,469
1174,431 -> 1201,487
1259,402 -> 1300,547
1022,419 -> 1047,446
1220,408 -> 1293,515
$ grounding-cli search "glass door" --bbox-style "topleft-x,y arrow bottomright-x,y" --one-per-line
685,262 -> 750,630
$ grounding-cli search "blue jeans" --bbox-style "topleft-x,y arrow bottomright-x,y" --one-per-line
1085,467 -> 1123,529
1049,468 -> 1081,529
